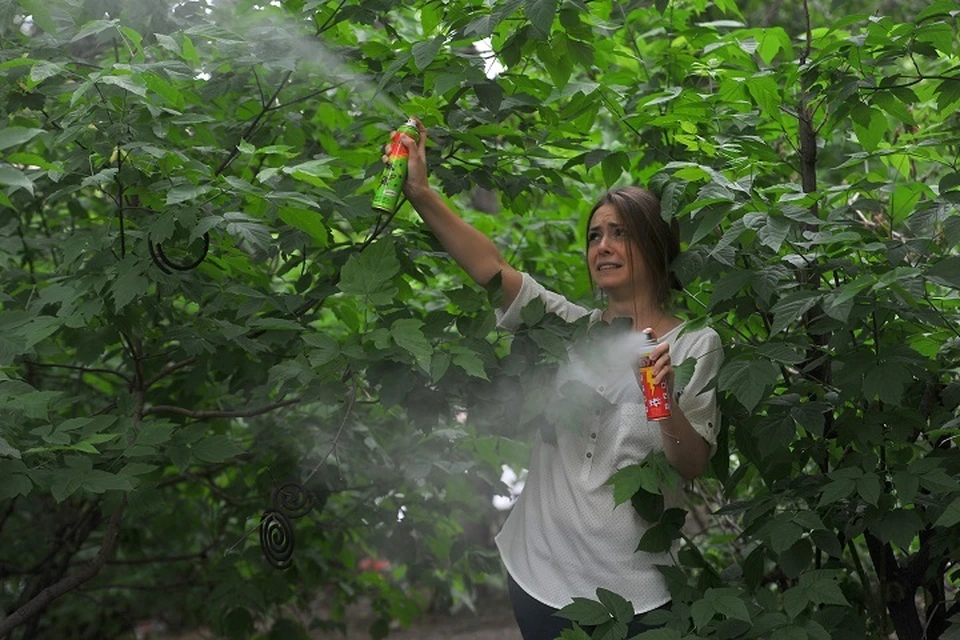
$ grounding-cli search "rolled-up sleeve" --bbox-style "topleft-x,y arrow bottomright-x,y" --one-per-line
495,272 -> 592,332
676,329 -> 724,455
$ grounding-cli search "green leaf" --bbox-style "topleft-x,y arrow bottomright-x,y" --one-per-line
191,435 -> 244,463
783,586 -> 809,619
0,166 -> 35,195
746,75 -> 780,115
304,333 -> 339,367
630,489 -> 664,522
525,0 -> 558,37
520,296 -> 546,326
0,435 -> 21,459
475,81 -> 503,113
430,352 -> 451,383
0,128 -> 45,152
809,579 -> 849,607
936,79 -> 960,112
713,594 -> 751,622
338,238 -> 400,306
873,509 -> 923,550
607,464 -> 658,506
111,269 -> 149,311
818,478 -> 855,507
636,508 -> 685,553
555,597 -> 612,625
166,184 -> 213,205
934,496 -> 960,528
83,470 -> 135,494
856,475 -> 881,506
557,627 -> 591,640
100,75 -> 148,97
224,212 -> 272,249
596,588 -> 634,625
894,471 -> 920,503
810,530 -> 843,558
851,105 -> 886,152
673,357 -> 696,391
451,346 -> 488,379
718,359 -> 779,412
593,619 -> 628,640
779,538 -> 813,578
691,599 -> 715,629
601,151 -> 628,188
16,316 -> 61,349
412,37 -> 445,70
135,422 -> 176,446
391,319 -> 433,372
279,208 -> 329,246
927,257 -> 960,289
72,18 -> 119,42
770,292 -> 820,336
872,91 -> 915,125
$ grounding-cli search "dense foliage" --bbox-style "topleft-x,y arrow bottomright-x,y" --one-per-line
1,0 -> 958,639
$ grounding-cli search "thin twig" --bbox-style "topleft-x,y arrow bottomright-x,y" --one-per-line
315,0 -> 348,35
108,542 -> 217,566
142,398 -> 300,419
304,380 -> 357,485
23,361 -> 131,385
214,70 -> 294,176
80,580 -> 211,592
145,357 -> 197,389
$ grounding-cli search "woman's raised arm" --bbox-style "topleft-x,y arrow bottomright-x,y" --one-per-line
386,118 -> 522,310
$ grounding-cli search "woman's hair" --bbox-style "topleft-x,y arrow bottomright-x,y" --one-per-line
585,186 -> 682,308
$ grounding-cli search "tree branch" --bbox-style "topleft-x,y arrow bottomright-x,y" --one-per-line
108,541 -> 217,566
23,361 -> 131,385
215,70 -> 293,176
142,398 -> 300,419
315,0 -> 348,35
0,498 -> 16,539
145,357 -> 197,389
0,498 -> 126,638
80,579 -> 211,592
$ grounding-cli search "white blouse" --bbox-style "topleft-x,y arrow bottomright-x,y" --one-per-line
494,273 -> 723,613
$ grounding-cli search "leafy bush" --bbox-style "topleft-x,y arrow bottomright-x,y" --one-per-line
0,0 -> 958,639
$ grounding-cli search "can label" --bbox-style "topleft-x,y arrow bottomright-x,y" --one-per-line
639,358 -> 672,421
372,122 -> 418,213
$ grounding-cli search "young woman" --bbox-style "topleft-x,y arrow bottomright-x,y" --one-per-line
384,119 -> 723,640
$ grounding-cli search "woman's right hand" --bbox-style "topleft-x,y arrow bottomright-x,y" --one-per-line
382,117 -> 430,203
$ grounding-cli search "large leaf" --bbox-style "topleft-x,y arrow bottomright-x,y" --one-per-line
0,127 -> 44,152
391,319 -> 432,372
717,359 -> 779,412
338,238 -> 400,306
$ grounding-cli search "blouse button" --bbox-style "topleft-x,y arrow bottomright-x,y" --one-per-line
598,386 -> 605,392
590,432 -> 597,439
593,409 -> 601,416
586,452 -> 593,459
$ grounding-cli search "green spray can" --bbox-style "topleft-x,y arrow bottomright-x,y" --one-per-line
372,118 -> 420,213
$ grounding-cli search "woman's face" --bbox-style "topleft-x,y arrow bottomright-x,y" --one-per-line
586,204 -> 645,294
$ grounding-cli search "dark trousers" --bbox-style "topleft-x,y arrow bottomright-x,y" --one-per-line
507,574 -> 670,640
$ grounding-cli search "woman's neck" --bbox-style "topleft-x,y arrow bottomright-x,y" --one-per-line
602,296 -> 669,333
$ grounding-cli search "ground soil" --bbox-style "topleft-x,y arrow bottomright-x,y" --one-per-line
311,595 -> 522,640
166,594 -> 522,640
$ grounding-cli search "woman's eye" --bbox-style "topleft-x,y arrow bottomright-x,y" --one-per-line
614,228 -> 626,237
588,233 -> 600,242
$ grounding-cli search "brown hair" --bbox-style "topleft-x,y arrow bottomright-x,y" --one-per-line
585,186 -> 682,309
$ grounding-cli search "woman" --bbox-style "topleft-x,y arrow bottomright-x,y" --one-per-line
385,119 -> 723,639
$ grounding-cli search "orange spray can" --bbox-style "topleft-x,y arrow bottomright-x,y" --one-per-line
638,334 -> 671,421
